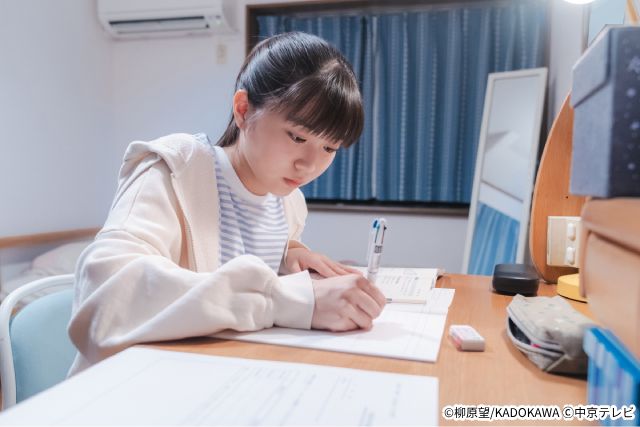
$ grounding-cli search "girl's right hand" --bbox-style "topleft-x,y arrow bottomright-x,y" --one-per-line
310,274 -> 386,332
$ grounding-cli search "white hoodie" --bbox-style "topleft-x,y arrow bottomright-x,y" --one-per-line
67,134 -> 314,375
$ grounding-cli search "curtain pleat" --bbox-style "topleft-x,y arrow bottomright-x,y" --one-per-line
256,1 -> 547,203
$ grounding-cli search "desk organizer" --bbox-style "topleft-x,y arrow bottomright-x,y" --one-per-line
584,327 -> 640,426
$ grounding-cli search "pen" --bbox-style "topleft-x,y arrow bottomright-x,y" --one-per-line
366,218 -> 387,284
366,220 -> 376,266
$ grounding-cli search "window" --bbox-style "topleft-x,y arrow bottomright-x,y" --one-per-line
248,0 -> 549,208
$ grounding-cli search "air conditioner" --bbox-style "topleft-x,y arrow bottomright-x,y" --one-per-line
97,0 -> 235,39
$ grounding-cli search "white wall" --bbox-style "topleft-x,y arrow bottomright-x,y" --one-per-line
0,0 -> 115,237
305,210 -> 467,272
0,0 -> 587,274
111,34 -> 240,163
548,1 -> 586,119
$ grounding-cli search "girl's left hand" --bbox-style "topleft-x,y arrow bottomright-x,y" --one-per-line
285,247 -> 362,278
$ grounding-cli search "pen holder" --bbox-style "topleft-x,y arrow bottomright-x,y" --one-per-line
506,294 -> 594,376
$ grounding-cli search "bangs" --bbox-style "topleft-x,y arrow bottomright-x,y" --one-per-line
267,60 -> 364,147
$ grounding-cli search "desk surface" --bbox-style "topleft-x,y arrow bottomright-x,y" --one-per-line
152,274 -> 593,426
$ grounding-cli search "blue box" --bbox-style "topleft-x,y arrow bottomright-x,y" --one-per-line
571,26 -> 640,197
583,327 -> 640,426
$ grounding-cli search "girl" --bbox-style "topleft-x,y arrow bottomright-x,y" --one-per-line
68,32 -> 386,375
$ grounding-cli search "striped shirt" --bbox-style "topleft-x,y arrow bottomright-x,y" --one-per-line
205,139 -> 288,272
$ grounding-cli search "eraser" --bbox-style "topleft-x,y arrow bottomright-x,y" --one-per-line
449,324 -> 485,352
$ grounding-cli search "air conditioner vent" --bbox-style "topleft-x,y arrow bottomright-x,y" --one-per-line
98,0 -> 235,39
109,17 -> 210,35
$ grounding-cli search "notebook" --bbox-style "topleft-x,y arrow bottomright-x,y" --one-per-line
216,301 -> 450,362
351,266 -> 440,303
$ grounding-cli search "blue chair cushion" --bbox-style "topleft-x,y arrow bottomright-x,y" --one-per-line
10,289 -> 76,402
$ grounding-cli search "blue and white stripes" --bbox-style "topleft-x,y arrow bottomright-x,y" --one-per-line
210,143 -> 288,272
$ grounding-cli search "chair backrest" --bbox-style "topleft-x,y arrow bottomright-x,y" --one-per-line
0,274 -> 76,409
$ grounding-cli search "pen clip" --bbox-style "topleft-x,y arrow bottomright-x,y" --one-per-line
366,218 -> 387,283
375,218 -> 387,245
366,219 -> 378,264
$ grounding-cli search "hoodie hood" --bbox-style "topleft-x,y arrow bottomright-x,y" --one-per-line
110,133 -> 219,272
109,133 -> 307,272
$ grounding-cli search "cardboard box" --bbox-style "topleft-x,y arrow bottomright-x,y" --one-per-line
579,198 -> 640,358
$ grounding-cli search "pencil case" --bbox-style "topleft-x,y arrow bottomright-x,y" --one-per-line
506,294 -> 594,376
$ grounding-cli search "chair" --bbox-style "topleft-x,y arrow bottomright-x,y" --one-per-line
0,274 -> 76,409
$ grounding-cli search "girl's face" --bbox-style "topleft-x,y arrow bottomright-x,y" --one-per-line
227,109 -> 341,197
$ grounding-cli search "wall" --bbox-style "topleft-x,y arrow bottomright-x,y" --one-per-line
589,0 -> 626,44
548,1 -> 586,119
111,34 -> 239,166
305,210 -> 467,271
0,0 -> 115,237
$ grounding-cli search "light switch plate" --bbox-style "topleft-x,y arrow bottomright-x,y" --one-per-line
547,216 -> 582,267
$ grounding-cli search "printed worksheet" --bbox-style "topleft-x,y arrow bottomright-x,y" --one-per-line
0,348 -> 438,426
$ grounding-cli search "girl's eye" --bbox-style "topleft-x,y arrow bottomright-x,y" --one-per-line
287,131 -> 306,144
324,146 -> 338,154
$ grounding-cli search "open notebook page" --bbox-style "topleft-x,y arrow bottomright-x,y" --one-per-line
351,266 -> 440,303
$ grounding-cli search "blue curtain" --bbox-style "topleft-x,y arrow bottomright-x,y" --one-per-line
468,203 -> 520,275
258,15 -> 373,199
257,1 -> 547,203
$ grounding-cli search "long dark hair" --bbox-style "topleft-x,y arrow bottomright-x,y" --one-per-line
217,32 -> 364,148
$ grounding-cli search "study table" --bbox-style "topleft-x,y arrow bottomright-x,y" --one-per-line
151,274 -> 594,426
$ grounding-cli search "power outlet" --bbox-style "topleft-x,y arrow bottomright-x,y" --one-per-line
547,216 -> 582,267
216,43 -> 227,65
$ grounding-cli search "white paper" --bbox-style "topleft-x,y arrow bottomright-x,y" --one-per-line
216,289 -> 455,363
351,266 -> 439,303
386,287 -> 455,314
0,348 -> 438,426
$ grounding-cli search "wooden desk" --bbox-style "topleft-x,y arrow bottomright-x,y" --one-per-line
152,274 -> 593,426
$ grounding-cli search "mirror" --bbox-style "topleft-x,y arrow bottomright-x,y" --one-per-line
463,68 -> 548,275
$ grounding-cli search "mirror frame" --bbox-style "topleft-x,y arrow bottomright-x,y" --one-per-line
462,67 -> 548,274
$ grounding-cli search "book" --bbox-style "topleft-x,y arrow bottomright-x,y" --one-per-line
351,266 -> 440,304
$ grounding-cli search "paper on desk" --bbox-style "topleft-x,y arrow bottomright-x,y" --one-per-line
351,266 -> 439,303
387,287 -> 455,314
216,288 -> 455,363
0,347 -> 438,426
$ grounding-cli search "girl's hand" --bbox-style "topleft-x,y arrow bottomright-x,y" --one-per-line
311,274 -> 386,331
285,247 -> 361,278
